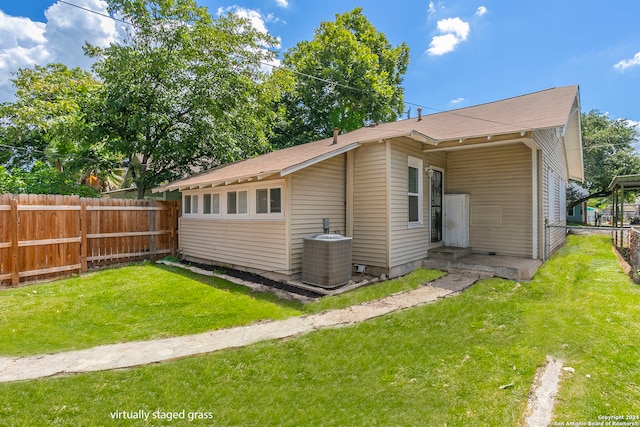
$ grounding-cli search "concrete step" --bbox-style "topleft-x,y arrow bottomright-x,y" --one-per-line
423,254 -> 542,281
428,246 -> 473,260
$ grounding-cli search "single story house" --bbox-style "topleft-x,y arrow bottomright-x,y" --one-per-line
567,202 -> 600,225
155,85 -> 583,281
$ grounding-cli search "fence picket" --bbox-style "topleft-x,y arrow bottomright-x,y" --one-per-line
0,194 -> 179,286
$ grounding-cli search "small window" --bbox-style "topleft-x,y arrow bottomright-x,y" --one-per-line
408,157 -> 423,225
227,192 -> 237,214
238,191 -> 247,214
184,195 -> 192,214
548,169 -> 556,223
257,189 -> 268,214
256,188 -> 282,214
227,191 -> 247,214
270,188 -> 281,213
203,194 -> 212,214
191,194 -> 198,214
202,193 -> 220,215
211,193 -> 220,214
183,194 -> 198,214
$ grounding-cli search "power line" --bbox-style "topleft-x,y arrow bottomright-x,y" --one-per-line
56,0 -> 548,131
58,0 -> 133,25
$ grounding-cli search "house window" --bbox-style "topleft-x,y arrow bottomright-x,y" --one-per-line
203,193 -> 220,215
548,169 -> 556,223
183,194 -> 198,214
408,156 -> 423,226
227,191 -> 247,214
203,194 -> 211,214
184,195 -> 191,214
212,193 -> 220,214
559,178 -> 566,219
256,188 -> 282,214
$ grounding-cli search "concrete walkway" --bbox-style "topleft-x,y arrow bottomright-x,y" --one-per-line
0,273 -> 482,383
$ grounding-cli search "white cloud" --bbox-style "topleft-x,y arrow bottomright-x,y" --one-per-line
0,0 -> 119,103
427,17 -> 470,56
450,97 -> 465,104
428,34 -> 461,56
476,6 -> 487,16
44,0 -> 118,70
275,0 -> 288,7
0,12 -> 49,74
217,6 -> 277,36
436,17 -> 470,39
216,6 -> 281,72
428,1 -> 446,17
614,51 -> 640,71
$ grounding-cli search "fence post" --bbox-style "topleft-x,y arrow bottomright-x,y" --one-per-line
149,202 -> 156,255
170,202 -> 178,256
10,197 -> 19,285
80,200 -> 87,273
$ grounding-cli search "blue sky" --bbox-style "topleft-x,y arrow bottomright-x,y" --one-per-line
1,0 -> 639,128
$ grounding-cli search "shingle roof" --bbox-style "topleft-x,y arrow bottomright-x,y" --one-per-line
157,85 -> 581,192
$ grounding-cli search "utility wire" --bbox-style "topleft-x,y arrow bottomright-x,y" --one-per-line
58,0 -> 133,25
56,0 -> 557,132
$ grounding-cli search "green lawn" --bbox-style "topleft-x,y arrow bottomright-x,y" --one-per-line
0,235 -> 638,426
0,261 -> 445,357
0,263 -> 302,356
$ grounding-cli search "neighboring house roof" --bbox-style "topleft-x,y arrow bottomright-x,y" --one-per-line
156,85 -> 582,192
608,174 -> 640,191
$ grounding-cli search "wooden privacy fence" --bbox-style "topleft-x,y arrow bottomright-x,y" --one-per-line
0,194 -> 179,286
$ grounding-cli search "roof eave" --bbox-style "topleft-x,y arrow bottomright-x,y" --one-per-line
280,142 -> 362,176
563,88 -> 584,182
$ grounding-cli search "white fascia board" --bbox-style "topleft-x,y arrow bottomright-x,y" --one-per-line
280,143 -> 361,177
408,130 -> 439,145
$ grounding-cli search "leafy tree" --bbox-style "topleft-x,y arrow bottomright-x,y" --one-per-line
0,162 -> 101,197
0,64 -> 98,168
271,7 -> 410,147
0,63 -> 119,193
568,110 -> 640,209
86,0 -> 282,198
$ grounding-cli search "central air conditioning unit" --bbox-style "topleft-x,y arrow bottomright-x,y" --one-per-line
301,234 -> 352,288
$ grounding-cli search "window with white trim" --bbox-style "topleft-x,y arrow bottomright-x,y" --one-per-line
256,188 -> 281,214
408,156 -> 423,226
203,193 -> 220,215
183,194 -> 198,215
559,178 -> 566,220
184,195 -> 191,214
181,181 -> 284,220
548,169 -> 556,223
227,190 -> 248,214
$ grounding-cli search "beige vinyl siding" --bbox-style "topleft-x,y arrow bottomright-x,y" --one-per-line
289,155 -> 346,274
389,139 -> 429,267
447,143 -> 533,257
533,128 -> 567,255
426,151 -> 447,172
179,218 -> 287,273
352,142 -> 388,267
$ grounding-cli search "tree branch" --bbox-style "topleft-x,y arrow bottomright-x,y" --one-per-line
567,189 -> 612,210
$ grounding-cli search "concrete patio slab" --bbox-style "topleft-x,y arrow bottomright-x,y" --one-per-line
423,253 -> 542,281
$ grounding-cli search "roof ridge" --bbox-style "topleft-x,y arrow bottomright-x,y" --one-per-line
393,85 -> 578,123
